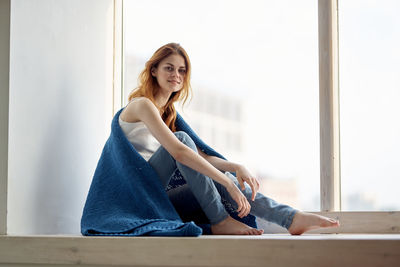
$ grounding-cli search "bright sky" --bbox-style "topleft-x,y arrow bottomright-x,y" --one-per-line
339,0 -> 400,210
124,0 -> 400,211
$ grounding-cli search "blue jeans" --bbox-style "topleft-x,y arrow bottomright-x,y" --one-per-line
148,131 -> 298,229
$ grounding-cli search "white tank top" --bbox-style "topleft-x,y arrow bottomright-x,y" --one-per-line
118,101 -> 161,161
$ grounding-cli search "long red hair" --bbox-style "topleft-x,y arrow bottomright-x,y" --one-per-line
128,43 -> 192,132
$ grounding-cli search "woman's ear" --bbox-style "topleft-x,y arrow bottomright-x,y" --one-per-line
151,67 -> 156,77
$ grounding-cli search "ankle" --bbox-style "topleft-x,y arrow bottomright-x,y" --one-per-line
212,215 -> 232,227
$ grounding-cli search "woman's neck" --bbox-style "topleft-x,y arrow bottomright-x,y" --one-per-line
154,92 -> 171,110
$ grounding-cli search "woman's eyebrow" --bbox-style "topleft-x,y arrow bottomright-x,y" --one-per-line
165,62 -> 186,69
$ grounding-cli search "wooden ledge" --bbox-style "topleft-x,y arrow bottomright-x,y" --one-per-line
1,234 -> 400,267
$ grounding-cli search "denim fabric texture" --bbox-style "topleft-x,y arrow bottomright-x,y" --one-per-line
81,108 -> 257,236
81,108 -> 202,236
148,131 -> 230,225
150,132 -> 297,231
217,172 -> 298,229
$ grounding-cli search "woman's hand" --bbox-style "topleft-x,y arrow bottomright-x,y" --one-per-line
235,165 -> 260,201
226,181 -> 251,218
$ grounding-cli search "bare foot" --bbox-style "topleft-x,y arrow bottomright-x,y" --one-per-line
211,216 -> 264,235
288,212 -> 340,235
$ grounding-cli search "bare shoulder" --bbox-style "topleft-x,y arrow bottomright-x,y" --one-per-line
120,97 -> 156,123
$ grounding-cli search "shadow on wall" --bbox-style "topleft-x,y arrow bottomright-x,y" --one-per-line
8,0 -> 113,235
30,57 -> 110,234
32,65 -> 87,234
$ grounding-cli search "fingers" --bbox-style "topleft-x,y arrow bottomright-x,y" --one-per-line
238,178 -> 245,191
250,182 -> 256,201
238,175 -> 261,202
236,198 -> 243,215
246,177 -> 259,201
237,197 -> 251,218
253,178 -> 261,200
228,181 -> 252,218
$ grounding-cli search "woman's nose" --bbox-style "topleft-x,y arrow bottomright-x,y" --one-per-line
172,69 -> 181,78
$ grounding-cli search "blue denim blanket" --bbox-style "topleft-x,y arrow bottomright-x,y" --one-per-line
81,108 -> 256,236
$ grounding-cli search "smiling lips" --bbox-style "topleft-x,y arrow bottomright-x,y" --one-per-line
168,80 -> 180,84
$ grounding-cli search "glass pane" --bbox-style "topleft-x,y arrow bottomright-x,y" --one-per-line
123,0 -> 320,210
339,0 -> 400,210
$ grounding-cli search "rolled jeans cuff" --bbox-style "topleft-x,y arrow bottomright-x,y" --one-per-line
282,209 -> 298,229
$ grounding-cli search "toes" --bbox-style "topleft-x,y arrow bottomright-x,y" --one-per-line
247,228 -> 263,235
321,217 -> 338,227
329,218 -> 340,225
317,216 -> 340,229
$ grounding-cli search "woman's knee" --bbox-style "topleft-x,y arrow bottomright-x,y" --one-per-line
174,131 -> 197,151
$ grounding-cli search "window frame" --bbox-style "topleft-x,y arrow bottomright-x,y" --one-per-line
0,0 -> 10,235
113,0 -> 124,115
317,0 -> 399,232
0,0 -> 399,236
318,0 -> 341,212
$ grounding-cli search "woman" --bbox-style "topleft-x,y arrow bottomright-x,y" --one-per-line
117,43 -> 339,235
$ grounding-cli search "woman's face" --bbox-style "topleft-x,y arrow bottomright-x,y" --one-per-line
152,54 -> 186,94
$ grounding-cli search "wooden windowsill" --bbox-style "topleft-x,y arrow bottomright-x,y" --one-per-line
1,234 -> 400,267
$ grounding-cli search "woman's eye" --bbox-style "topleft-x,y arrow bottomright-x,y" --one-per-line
165,66 -> 173,71
179,69 -> 186,74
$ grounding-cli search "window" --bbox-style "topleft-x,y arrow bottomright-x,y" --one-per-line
123,0 -> 320,210
1,0 -> 399,237
339,0 -> 400,211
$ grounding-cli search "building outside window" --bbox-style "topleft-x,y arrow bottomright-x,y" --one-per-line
123,0 -> 321,211
339,0 -> 400,211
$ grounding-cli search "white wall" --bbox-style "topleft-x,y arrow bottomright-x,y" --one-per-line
8,0 -> 114,234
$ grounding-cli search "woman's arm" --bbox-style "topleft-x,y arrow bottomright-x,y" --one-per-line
197,148 -> 239,173
124,98 -> 251,217
198,149 -> 260,201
